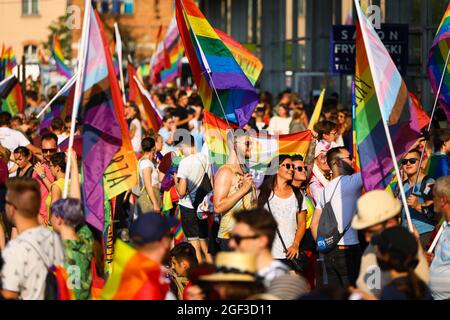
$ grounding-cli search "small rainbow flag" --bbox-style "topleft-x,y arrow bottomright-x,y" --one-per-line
427,3 -> 450,121
160,15 -> 184,85
175,0 -> 258,127
52,35 -> 72,79
1,47 -> 23,115
37,47 -> 49,65
100,240 -> 168,300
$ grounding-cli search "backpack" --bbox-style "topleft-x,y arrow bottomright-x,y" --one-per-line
188,155 -> 213,211
316,178 -> 352,253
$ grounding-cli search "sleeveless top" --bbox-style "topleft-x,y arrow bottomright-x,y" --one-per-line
217,166 -> 257,239
46,178 -> 67,220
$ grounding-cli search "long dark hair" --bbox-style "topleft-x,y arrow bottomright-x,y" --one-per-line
257,155 -> 303,210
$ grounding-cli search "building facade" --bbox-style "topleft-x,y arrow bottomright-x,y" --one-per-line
199,0 -> 448,112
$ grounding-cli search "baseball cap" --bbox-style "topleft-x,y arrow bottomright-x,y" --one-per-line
371,226 -> 418,260
129,213 -> 178,245
314,140 -> 339,158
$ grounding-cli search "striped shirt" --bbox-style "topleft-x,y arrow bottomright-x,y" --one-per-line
430,222 -> 450,300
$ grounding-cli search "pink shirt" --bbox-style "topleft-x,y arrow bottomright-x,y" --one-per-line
309,173 -> 326,205
32,164 -> 54,224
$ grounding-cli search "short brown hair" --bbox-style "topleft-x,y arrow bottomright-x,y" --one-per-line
234,208 -> 277,250
6,178 -> 41,218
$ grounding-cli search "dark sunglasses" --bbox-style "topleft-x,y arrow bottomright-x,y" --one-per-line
293,165 -> 307,172
42,148 -> 57,154
401,158 -> 418,165
280,163 -> 294,170
230,234 -> 259,245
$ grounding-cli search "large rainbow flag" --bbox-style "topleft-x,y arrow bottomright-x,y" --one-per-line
175,0 -> 258,127
427,3 -> 450,121
204,111 -> 312,187
39,75 -> 76,134
101,240 -> 168,300
1,47 -> 23,115
354,0 -> 425,191
150,25 -> 171,86
214,28 -> 263,86
77,4 -> 137,231
52,35 -> 72,79
160,15 -> 184,85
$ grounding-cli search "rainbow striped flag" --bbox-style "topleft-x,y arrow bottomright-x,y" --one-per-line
354,1 -> 423,191
175,0 -> 258,127
1,47 -> 23,115
427,3 -> 450,121
52,35 -> 72,79
150,25 -> 170,85
204,111 -> 312,187
160,15 -> 184,85
39,75 -> 76,134
0,75 -> 19,99
100,239 -> 167,300
77,4 -> 137,231
37,47 -> 49,65
0,45 -> 6,81
215,28 -> 263,86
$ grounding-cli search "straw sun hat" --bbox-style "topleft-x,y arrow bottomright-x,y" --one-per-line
199,252 -> 257,282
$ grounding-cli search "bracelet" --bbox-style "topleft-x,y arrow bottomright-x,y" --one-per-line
39,172 -> 46,179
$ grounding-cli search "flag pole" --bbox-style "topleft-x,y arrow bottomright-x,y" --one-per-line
36,73 -> 77,119
428,224 -> 444,253
114,22 -> 127,105
412,48 -> 450,194
63,0 -> 92,199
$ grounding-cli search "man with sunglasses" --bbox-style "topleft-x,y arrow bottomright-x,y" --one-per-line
400,148 -> 436,249
350,190 -> 429,299
229,208 -> 289,288
32,133 -> 58,225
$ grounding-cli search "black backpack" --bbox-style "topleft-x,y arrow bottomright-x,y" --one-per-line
316,178 -> 352,253
188,155 -> 213,210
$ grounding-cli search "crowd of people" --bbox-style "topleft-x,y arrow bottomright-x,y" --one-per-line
0,84 -> 449,301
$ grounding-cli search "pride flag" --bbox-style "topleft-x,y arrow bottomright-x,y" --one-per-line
354,2 -> 423,191
160,15 -> 184,85
37,47 -> 49,65
100,240 -> 168,300
0,75 -> 19,100
1,47 -> 23,115
215,28 -> 263,86
77,5 -> 137,231
176,0 -> 258,127
39,75 -> 76,135
150,25 -> 171,86
427,3 -> 450,121
0,45 -> 6,81
52,35 -> 72,79
204,111 -> 312,187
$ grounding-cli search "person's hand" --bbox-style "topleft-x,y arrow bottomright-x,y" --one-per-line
34,162 -> 45,177
186,285 -> 205,300
425,252 -> 435,266
285,244 -> 299,260
239,173 -> 255,195
67,148 -> 78,167
407,194 -> 420,211
311,130 -> 319,140
348,287 -> 378,300
153,203 -> 161,213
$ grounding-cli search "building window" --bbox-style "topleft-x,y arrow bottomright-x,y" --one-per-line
24,45 -> 38,63
22,0 -> 39,16
93,0 -> 134,15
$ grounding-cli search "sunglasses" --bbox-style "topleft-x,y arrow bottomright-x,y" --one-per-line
293,165 -> 307,172
230,234 -> 259,245
280,163 -> 294,170
401,158 -> 418,165
337,155 -> 353,161
42,148 -> 57,154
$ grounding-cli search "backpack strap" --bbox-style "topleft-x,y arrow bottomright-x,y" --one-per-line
323,177 -> 341,204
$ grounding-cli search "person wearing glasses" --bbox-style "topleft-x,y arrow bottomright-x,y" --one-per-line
229,208 -> 289,288
310,147 -> 363,289
32,132 -> 58,225
399,148 -> 436,249
258,155 -> 307,272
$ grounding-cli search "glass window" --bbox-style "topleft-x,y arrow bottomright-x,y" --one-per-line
22,0 -> 39,16
24,45 -> 38,63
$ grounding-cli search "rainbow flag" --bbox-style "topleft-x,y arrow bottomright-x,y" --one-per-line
137,63 -> 150,79
37,47 -> 49,65
150,25 -> 171,85
131,73 -> 163,133
0,75 -> 19,99
204,111 -> 312,187
160,15 -> 184,85
1,47 -> 23,115
214,28 -> 263,86
52,35 -> 72,79
0,45 -> 7,81
77,4 -> 137,231
39,75 -> 76,135
354,1 -> 423,191
100,239 -> 167,300
175,0 -> 258,127
427,3 -> 450,121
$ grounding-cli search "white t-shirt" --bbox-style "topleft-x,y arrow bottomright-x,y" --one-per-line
130,118 -> 142,153
265,192 -> 307,259
0,127 -> 30,152
1,226 -> 65,300
138,158 -> 159,189
316,173 -> 363,246
267,117 -> 292,135
177,153 -> 208,209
